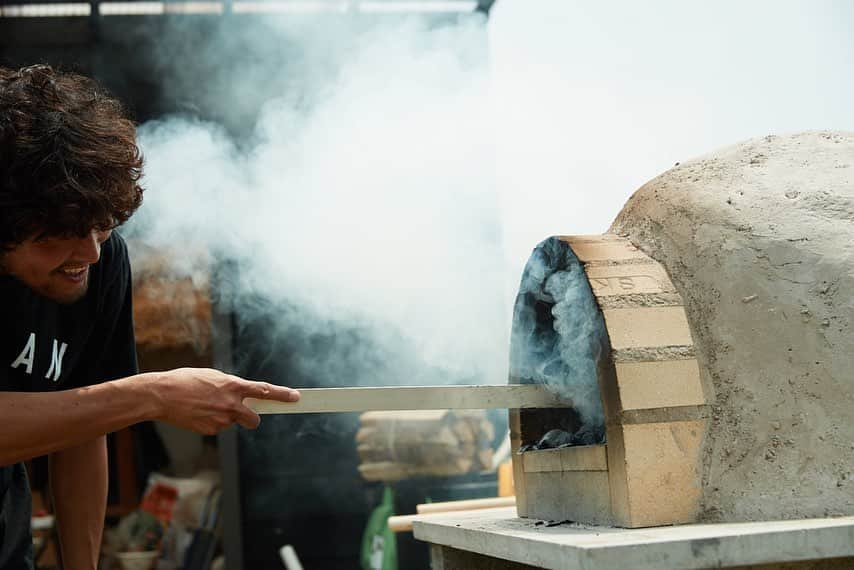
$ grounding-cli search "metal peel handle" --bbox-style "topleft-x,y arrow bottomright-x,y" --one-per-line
245,384 -> 571,414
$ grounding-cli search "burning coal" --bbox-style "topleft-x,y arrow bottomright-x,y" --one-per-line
510,237 -> 608,449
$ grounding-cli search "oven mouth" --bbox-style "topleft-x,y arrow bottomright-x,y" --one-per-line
509,236 -> 610,451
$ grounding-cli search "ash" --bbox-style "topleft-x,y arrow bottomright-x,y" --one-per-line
519,426 -> 603,453
510,237 -> 608,448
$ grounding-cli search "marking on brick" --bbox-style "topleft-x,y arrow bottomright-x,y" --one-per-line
589,275 -> 668,295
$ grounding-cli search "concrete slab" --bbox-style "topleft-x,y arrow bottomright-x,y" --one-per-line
412,507 -> 854,570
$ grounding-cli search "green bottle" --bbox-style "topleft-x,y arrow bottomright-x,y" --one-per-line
360,486 -> 398,570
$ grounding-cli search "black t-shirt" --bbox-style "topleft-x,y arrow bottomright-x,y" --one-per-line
0,232 -> 138,568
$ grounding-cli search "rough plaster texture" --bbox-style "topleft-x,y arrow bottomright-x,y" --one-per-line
611,131 -> 854,522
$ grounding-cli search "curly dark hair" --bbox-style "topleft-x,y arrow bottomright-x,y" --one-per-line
0,64 -> 143,250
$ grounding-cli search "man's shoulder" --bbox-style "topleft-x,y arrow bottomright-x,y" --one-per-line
93,231 -> 131,290
103,231 -> 130,267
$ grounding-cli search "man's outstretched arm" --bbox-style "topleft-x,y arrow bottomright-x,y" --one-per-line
0,368 -> 300,466
50,436 -> 108,570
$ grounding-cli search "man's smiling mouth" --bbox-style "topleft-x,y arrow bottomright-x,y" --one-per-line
57,265 -> 89,282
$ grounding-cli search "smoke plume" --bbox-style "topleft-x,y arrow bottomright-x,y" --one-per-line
127,13 -> 508,390
126,0 -> 854,403
509,237 -> 607,442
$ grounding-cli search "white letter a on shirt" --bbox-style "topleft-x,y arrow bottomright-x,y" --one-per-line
10,332 -> 36,375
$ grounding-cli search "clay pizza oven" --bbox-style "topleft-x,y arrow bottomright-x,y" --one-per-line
508,131 -> 854,529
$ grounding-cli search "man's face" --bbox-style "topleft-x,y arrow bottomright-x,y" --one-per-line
0,229 -> 112,304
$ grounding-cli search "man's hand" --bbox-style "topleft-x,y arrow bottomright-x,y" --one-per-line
147,368 -> 300,434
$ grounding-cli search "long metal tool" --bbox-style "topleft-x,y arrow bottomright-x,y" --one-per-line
245,384 -> 570,414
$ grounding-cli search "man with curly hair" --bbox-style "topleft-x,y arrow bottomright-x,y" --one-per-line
0,64 -> 300,568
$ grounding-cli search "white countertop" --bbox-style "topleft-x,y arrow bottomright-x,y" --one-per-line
412,507 -> 854,569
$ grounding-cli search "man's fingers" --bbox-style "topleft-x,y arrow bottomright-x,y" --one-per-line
234,406 -> 262,430
240,380 -> 300,403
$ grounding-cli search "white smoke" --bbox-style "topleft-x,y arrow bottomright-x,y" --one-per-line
510,237 -> 607,436
129,1 -> 853,391
132,14 -> 507,386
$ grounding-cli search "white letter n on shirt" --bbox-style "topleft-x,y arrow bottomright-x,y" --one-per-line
45,340 -> 68,382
